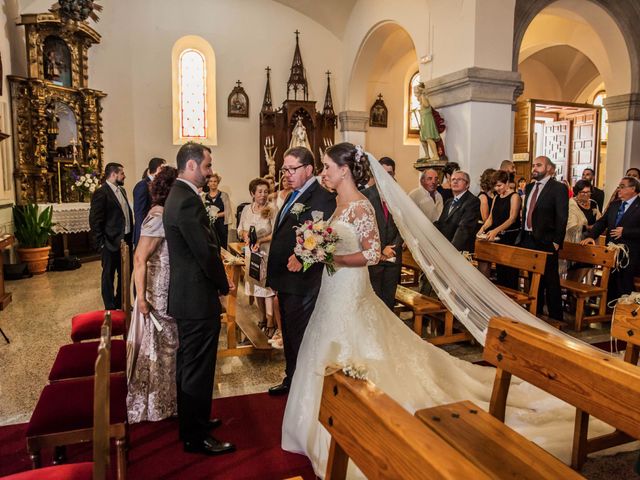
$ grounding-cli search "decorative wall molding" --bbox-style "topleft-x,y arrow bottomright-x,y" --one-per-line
604,93 -> 640,122
424,67 -> 523,109
338,110 -> 369,132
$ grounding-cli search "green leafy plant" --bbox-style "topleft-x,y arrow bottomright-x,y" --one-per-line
12,203 -> 55,248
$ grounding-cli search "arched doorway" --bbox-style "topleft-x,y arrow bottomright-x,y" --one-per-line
513,0 -> 636,194
347,21 -> 420,190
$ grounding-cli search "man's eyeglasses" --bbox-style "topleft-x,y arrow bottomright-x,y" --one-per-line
280,165 -> 306,175
617,184 -> 633,189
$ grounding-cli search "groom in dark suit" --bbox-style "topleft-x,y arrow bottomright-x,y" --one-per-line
164,142 -> 235,456
363,157 -> 403,310
89,162 -> 133,310
267,147 -> 336,395
582,176 -> 640,301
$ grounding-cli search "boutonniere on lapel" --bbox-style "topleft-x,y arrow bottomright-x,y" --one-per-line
290,203 -> 309,220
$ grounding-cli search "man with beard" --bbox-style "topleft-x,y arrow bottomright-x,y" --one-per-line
90,162 -> 133,309
518,156 -> 568,321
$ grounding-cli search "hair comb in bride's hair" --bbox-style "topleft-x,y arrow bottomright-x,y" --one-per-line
354,145 -> 366,164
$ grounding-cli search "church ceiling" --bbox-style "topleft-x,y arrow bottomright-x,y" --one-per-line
273,0 -> 358,38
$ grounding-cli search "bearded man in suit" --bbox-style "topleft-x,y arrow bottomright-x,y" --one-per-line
582,176 -> 640,301
266,147 -> 336,395
89,162 -> 133,310
163,142 -> 235,456
518,156 -> 568,321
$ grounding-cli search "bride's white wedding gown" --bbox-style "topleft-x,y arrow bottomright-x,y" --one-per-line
281,199 -> 624,478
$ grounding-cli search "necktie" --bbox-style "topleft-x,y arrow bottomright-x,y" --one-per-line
525,182 -> 541,230
278,190 -> 300,226
448,197 -> 459,215
614,201 -> 627,226
382,201 -> 389,221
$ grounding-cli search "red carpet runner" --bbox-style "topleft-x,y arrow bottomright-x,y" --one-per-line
0,392 -> 316,479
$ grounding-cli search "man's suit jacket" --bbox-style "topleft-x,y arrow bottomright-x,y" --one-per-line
520,178 -> 568,248
592,186 -> 605,212
89,182 -> 133,252
363,184 -> 402,266
589,196 -> 640,262
267,179 -> 336,296
133,176 -> 152,247
163,180 -> 229,320
434,190 -> 480,252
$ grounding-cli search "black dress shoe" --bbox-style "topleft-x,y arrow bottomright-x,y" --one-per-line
268,382 -> 290,396
183,436 -> 236,456
208,418 -> 222,429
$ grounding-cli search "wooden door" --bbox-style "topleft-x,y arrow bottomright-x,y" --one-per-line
513,100 -> 533,181
569,111 -> 598,185
543,120 -> 570,181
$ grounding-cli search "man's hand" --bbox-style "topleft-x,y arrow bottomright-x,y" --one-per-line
553,242 -> 559,251
287,254 -> 303,272
381,245 -> 396,260
611,226 -> 624,240
580,238 -> 595,246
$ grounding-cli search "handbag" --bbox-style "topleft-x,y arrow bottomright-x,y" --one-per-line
248,250 -> 267,285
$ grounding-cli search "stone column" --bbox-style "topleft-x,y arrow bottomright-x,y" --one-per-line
604,93 -> 640,199
338,111 -> 369,148
425,67 -> 523,189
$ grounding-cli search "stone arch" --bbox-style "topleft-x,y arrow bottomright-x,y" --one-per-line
513,0 -> 637,94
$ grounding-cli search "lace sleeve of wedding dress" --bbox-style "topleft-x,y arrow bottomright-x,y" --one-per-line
351,200 -> 381,266
366,153 -> 580,346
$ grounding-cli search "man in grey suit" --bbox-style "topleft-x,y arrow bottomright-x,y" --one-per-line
163,142 -> 235,456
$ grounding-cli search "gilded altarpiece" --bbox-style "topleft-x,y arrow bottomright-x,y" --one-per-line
9,12 -> 105,204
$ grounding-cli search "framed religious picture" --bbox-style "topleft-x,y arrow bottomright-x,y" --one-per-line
369,94 -> 388,128
228,80 -> 249,118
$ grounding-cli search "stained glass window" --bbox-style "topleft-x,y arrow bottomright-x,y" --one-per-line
408,72 -> 421,135
592,91 -> 608,142
179,49 -> 207,139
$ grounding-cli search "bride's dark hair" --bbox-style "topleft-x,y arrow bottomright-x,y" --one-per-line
324,142 -> 371,185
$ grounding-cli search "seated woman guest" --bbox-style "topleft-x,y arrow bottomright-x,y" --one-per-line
204,172 -> 232,249
127,166 -> 179,423
238,178 -> 279,339
477,170 -> 521,289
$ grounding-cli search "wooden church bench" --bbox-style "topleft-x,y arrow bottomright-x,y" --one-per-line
483,316 -> 640,470
394,285 -> 472,345
474,241 -> 548,314
414,400 -> 583,479
319,371 -> 493,480
558,242 -> 616,331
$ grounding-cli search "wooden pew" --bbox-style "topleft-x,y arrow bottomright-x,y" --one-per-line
319,371 -> 493,479
483,316 -> 640,470
558,242 -> 616,331
474,240 -> 548,315
394,285 -> 471,345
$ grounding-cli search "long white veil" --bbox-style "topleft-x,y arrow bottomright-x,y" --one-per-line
367,153 -> 569,345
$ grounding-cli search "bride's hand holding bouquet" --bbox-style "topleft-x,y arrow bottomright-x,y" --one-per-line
293,210 -> 339,275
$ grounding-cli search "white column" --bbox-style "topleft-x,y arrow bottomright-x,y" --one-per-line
338,111 -> 368,148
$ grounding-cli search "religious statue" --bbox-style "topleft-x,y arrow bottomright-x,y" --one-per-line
263,135 -> 277,179
289,116 -> 311,152
413,82 -> 445,164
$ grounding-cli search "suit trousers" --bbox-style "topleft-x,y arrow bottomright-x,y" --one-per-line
519,232 -> 563,321
278,292 -> 319,387
608,251 -> 639,302
100,236 -> 132,310
368,263 -> 402,310
176,315 -> 221,442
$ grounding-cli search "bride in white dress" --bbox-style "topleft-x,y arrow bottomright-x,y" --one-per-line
281,143 -> 626,478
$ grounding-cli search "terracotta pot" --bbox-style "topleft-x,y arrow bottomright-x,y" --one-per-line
17,246 -> 51,275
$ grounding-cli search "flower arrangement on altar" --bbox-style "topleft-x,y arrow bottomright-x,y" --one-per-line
293,210 -> 339,274
70,168 -> 100,197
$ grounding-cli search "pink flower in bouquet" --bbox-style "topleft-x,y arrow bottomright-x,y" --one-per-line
293,210 -> 340,275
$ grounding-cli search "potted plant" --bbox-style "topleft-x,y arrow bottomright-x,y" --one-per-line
12,203 -> 55,274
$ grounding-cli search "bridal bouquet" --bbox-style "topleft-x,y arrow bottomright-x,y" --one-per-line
294,210 -> 339,274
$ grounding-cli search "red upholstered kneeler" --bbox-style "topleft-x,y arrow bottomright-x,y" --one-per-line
0,463 -> 92,480
48,340 -> 126,382
71,310 -> 126,342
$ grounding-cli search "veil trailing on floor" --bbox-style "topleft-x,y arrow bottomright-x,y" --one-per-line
366,153 -> 571,345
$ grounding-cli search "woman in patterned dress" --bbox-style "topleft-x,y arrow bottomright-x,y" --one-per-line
126,166 -> 179,423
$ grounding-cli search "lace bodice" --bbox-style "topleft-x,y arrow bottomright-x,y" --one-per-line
331,199 -> 381,266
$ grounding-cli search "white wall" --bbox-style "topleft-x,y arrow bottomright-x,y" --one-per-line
13,0 -> 344,210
